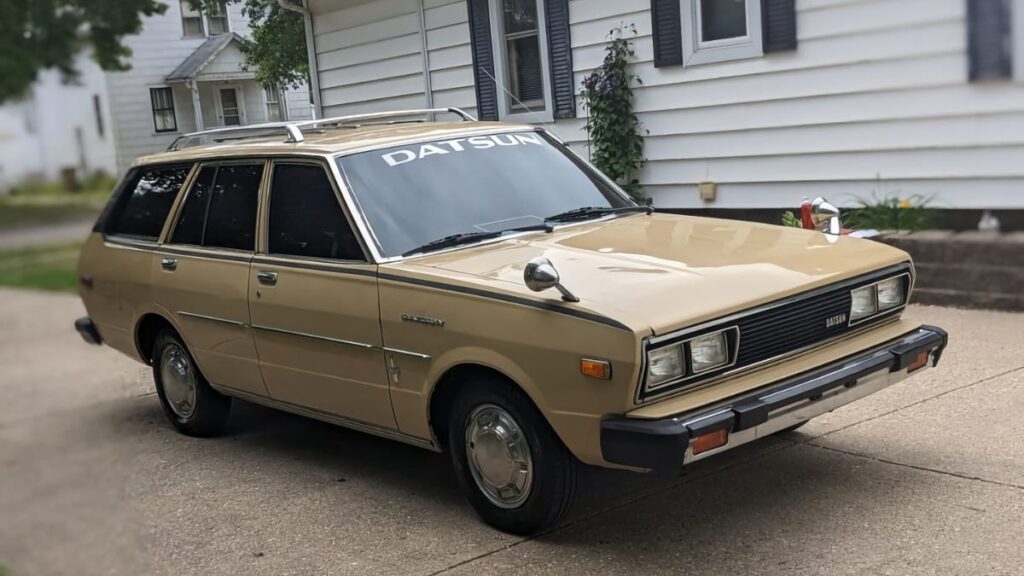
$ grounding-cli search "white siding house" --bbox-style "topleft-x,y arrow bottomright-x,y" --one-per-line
0,55 -> 117,190
105,1 -> 314,172
302,0 -> 1024,212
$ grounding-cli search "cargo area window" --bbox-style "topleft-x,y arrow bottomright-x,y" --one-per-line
103,165 -> 191,240
170,163 -> 262,251
267,164 -> 364,261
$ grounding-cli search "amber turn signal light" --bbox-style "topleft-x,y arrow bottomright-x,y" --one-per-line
907,350 -> 930,373
580,359 -> 611,380
692,428 -> 729,455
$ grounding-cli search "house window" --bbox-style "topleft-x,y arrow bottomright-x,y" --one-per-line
681,0 -> 762,65
264,84 -> 282,122
490,0 -> 551,120
150,87 -> 178,133
207,2 -> 229,35
180,0 -> 205,37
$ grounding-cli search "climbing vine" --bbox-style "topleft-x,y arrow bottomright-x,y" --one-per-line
579,25 -> 646,200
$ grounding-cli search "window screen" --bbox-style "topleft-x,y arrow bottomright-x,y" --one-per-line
700,0 -> 748,42
500,0 -> 545,112
170,163 -> 262,251
268,164 -> 363,260
106,165 -> 191,240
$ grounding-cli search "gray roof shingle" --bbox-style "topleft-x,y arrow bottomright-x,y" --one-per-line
166,33 -> 244,82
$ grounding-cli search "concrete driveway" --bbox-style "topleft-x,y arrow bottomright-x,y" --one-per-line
0,288 -> 1021,576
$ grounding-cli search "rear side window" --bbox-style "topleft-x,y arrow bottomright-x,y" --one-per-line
170,163 -> 263,251
267,163 -> 364,261
105,165 -> 191,240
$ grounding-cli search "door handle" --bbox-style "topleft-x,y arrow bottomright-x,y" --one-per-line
256,271 -> 278,285
161,258 -> 177,271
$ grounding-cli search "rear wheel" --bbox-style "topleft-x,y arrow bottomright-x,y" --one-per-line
152,328 -> 231,437
448,379 -> 577,535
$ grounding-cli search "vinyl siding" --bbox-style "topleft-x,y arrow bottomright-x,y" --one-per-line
308,0 -> 1024,209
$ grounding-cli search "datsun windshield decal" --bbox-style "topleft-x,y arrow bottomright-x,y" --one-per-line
381,133 -> 544,166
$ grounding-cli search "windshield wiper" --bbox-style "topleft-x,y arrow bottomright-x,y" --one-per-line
402,224 -> 551,257
544,205 -> 653,223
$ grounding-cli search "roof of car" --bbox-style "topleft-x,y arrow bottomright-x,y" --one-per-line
134,120 -> 536,167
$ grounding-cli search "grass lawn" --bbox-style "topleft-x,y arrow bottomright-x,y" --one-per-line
0,180 -> 112,231
0,242 -> 82,292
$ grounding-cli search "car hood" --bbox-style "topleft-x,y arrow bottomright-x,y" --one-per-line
407,213 -> 911,335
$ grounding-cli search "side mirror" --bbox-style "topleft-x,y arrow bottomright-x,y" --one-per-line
810,197 -> 842,235
524,257 -> 579,302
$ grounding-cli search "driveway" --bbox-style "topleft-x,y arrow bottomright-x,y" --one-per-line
0,288 -> 1021,576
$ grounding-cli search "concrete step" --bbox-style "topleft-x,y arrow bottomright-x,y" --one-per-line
911,288 -> 1024,312
914,262 -> 1024,294
881,231 -> 1024,267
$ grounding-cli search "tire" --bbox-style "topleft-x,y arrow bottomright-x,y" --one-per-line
448,377 -> 577,535
152,328 -> 231,437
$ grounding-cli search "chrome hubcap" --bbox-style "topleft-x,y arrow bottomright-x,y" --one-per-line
465,404 -> 533,509
160,343 -> 196,420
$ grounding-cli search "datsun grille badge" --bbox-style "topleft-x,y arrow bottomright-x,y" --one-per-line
825,313 -> 848,328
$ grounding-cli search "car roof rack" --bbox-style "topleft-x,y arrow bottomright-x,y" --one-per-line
167,107 -> 478,151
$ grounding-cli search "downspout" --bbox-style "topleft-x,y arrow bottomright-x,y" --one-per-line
277,0 -> 322,119
418,0 -> 434,113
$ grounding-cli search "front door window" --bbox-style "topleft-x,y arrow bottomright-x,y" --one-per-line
218,88 -> 242,126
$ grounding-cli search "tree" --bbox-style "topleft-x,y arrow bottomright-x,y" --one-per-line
198,0 -> 309,89
0,0 -> 167,103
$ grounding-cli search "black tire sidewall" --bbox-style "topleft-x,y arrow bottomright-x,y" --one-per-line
448,381 -> 575,535
152,329 -> 230,437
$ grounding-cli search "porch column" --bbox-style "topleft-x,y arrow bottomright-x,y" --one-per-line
188,81 -> 204,131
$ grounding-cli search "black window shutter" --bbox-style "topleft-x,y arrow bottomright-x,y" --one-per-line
545,0 -> 576,119
761,0 -> 797,53
968,0 -> 1012,80
467,0 -> 499,120
651,0 -> 683,67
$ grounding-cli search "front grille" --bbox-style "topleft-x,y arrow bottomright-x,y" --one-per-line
638,265 -> 912,402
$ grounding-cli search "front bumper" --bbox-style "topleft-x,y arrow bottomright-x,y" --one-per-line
601,325 -> 948,470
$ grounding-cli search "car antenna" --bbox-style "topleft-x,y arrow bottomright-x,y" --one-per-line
478,66 -> 548,124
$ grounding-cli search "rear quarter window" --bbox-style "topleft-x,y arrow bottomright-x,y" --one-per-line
101,165 -> 192,240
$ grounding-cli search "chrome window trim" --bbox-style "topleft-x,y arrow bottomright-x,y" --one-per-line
635,263 -> 914,405
262,157 -> 374,263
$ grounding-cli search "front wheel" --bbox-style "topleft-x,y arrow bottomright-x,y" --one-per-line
448,380 -> 577,535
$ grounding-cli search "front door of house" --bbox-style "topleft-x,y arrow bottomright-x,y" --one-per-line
217,86 -> 244,126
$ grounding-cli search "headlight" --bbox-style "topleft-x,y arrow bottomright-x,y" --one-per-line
850,285 -> 878,321
646,344 -> 685,390
690,331 -> 729,373
876,277 -> 904,310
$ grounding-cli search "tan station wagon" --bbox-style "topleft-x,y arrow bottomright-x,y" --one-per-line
75,108 -> 947,534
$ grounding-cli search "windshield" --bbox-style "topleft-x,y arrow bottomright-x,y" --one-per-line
336,131 -> 632,257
